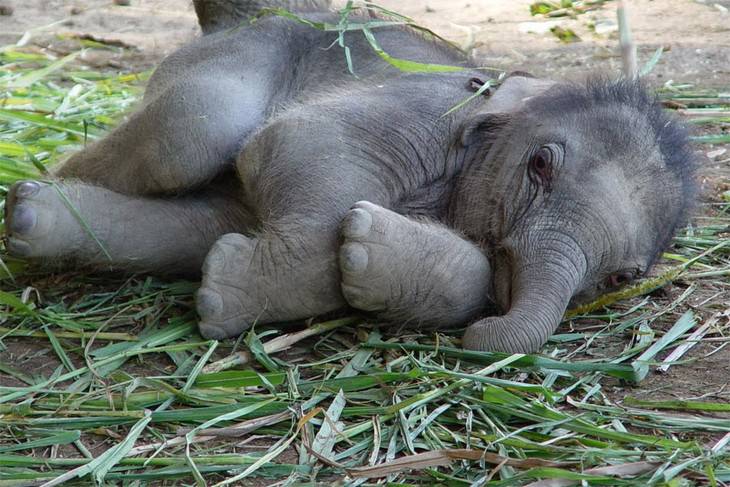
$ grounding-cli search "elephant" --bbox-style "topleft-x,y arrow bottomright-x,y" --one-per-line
2,0 -> 695,353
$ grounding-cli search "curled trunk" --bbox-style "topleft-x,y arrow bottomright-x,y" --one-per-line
463,232 -> 588,353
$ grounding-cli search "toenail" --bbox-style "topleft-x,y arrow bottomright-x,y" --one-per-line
196,289 -> 223,317
9,205 -> 37,234
340,242 -> 369,273
353,200 -> 377,211
342,208 -> 373,238
6,238 -> 32,257
341,284 -> 383,312
198,321 -> 229,340
15,181 -> 40,198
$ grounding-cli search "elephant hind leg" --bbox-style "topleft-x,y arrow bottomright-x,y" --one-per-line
56,75 -> 268,196
193,0 -> 332,34
4,177 -> 255,275
338,201 -> 493,327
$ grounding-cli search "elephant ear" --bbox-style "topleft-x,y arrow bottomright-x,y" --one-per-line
460,74 -> 557,147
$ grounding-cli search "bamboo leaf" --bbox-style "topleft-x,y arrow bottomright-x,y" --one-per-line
0,431 -> 80,453
39,411 -> 151,486
6,51 -> 82,89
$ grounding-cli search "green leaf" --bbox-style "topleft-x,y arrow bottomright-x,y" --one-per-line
194,370 -> 287,388
245,328 -> 281,372
361,28 -> 465,73
640,47 -> 664,77
633,310 -> 696,381
0,430 -> 80,453
39,410 -> 151,486
0,109 -> 95,138
364,341 -> 642,382
0,290 -> 36,316
5,51 -> 82,89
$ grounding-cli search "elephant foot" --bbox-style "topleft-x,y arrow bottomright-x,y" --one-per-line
196,233 -> 259,339
339,200 -> 492,327
338,201 -> 400,313
4,180 -> 93,258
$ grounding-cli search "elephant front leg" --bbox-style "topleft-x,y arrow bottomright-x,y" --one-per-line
338,201 -> 494,328
195,227 -> 346,339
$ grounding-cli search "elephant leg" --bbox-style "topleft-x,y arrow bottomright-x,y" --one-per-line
195,224 -> 344,339
193,0 -> 332,34
3,178 -> 254,275
338,201 -> 493,327
56,76 -> 267,195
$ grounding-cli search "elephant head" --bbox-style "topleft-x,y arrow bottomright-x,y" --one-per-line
451,76 -> 696,353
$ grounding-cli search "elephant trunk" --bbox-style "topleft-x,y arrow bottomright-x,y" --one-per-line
463,231 -> 588,353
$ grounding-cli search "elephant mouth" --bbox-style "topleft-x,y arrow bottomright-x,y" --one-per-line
492,247 -> 514,315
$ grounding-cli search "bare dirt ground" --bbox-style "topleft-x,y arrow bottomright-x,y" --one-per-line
2,0 -> 730,81
1,0 -> 729,413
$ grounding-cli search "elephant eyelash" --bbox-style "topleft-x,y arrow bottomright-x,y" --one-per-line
527,146 -> 556,192
509,143 -> 563,234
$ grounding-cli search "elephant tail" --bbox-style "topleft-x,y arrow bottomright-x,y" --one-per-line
193,0 -> 332,34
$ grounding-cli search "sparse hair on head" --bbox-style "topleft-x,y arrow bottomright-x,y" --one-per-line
524,77 -> 697,265
531,77 -> 696,193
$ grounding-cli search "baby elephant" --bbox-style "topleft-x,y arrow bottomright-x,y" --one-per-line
3,2 -> 694,353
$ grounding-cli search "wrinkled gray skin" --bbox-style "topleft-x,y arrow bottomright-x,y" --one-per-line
3,1 -> 694,353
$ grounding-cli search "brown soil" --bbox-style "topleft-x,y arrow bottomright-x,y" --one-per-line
0,0 -> 198,68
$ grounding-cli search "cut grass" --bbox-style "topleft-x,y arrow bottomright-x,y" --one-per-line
0,38 -> 729,486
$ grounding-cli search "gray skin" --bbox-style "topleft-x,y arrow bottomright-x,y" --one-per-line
192,0 -> 331,34
2,2 -> 694,353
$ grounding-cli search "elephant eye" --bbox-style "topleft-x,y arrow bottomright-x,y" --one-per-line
528,146 -> 554,184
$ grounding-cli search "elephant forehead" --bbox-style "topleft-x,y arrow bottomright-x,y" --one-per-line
560,108 -> 657,159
